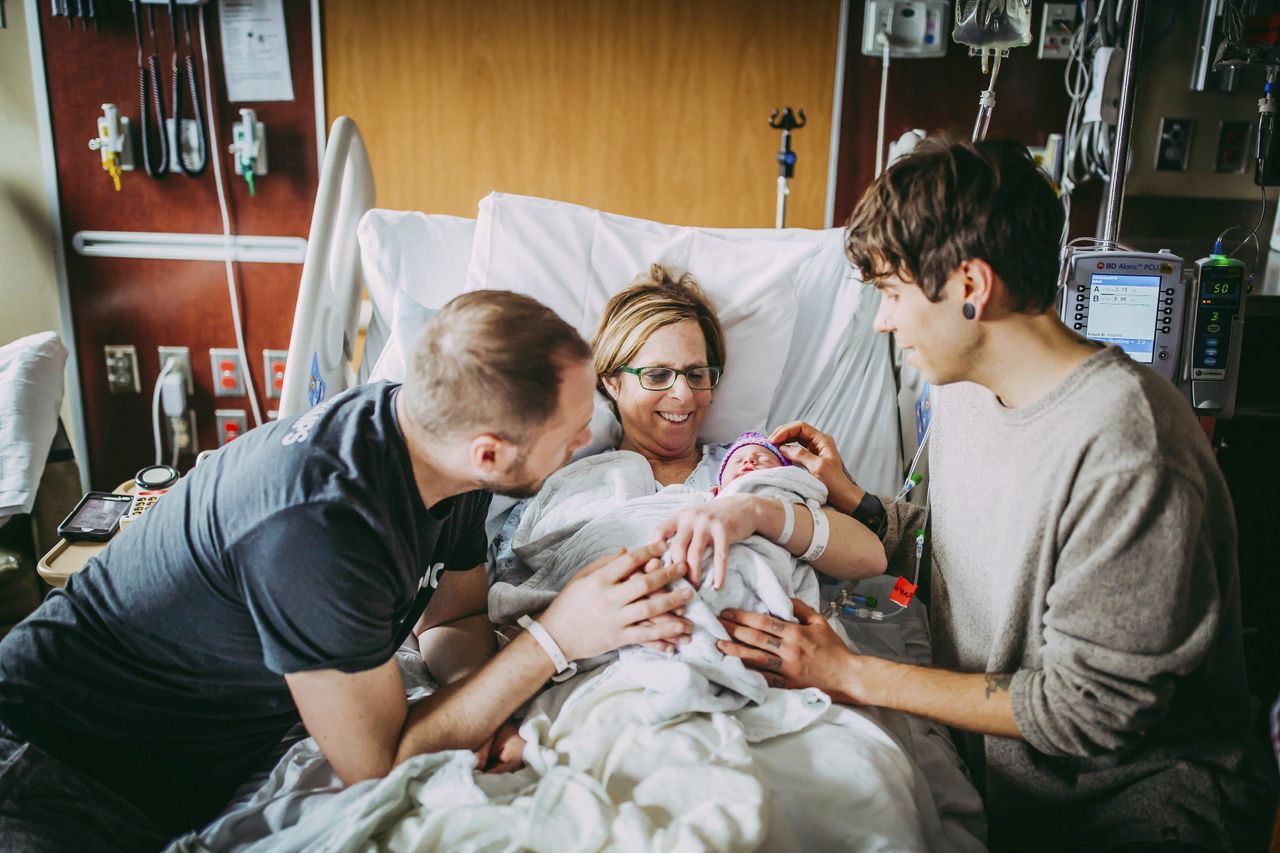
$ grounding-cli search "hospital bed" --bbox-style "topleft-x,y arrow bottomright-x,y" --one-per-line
204,116 -> 986,851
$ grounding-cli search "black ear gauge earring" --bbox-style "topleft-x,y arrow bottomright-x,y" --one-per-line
963,302 -> 976,320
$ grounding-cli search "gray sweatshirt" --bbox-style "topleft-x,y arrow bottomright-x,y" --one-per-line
879,345 -> 1277,851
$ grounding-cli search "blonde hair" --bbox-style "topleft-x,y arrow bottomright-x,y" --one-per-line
591,265 -> 726,411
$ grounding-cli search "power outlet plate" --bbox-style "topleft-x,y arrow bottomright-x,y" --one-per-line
1155,118 -> 1195,172
263,349 -> 287,400
1215,120 -> 1251,173
158,346 -> 193,394
104,345 -> 140,394
215,409 -> 248,445
1038,2 -> 1079,60
169,410 -> 199,457
210,348 -> 246,397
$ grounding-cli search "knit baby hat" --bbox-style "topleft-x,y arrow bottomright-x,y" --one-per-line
718,431 -> 791,485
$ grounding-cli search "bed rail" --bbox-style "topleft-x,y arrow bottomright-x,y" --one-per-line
279,116 -> 376,418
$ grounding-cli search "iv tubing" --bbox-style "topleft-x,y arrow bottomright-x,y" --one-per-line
199,10 -> 264,427
972,52 -> 1002,142
876,31 -> 890,175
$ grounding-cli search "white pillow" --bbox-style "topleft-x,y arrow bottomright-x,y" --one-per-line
358,210 -> 474,382
464,192 -> 818,443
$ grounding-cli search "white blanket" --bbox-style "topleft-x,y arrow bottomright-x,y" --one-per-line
489,452 -> 828,703
174,655 -> 939,853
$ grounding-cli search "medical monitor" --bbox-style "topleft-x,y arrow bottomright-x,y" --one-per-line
1084,273 -> 1161,363
1059,249 -> 1186,382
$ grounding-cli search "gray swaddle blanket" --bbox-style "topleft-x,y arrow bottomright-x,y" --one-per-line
488,450 -> 828,703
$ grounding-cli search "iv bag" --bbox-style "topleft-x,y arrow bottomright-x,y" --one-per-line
952,0 -> 1032,50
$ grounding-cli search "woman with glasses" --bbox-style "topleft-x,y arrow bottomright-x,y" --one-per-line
591,265 -> 885,592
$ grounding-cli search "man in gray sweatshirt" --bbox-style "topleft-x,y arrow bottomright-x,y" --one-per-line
718,137 -> 1278,850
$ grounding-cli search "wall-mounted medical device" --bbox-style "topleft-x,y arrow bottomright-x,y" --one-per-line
87,103 -> 134,192
1183,254 -> 1248,418
862,1 -> 949,58
1059,249 -> 1187,383
230,108 -> 267,195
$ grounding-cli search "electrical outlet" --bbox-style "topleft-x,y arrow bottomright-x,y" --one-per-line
169,410 -> 198,456
1215,120 -> 1251,173
1155,118 -> 1194,172
263,349 -> 287,400
104,345 -> 140,394
215,409 -> 248,445
158,346 -> 193,394
210,348 -> 246,397
1038,2 -> 1079,60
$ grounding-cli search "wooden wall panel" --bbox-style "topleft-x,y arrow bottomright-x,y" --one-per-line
38,0 -> 318,488
323,0 -> 841,229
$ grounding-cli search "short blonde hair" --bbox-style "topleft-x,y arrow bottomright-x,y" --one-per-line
591,265 -> 726,408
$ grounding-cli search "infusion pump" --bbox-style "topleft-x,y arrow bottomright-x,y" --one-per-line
1059,248 -> 1248,418
1060,249 -> 1187,383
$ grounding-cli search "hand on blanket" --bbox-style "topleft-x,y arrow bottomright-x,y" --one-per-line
717,598 -> 856,701
655,494 -> 764,591
770,421 -> 863,516
540,543 -> 694,662
474,718 -> 526,774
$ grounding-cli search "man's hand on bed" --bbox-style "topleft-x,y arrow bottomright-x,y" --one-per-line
539,543 -> 694,662
655,495 -> 763,591
717,599 -> 856,699
769,421 -> 864,516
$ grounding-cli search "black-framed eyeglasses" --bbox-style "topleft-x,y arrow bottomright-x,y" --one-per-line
617,365 -> 722,391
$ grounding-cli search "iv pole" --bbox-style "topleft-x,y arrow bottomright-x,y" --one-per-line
769,107 -> 806,228
1100,0 -> 1148,245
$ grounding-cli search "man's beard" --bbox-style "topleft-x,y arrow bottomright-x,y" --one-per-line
480,451 -> 546,499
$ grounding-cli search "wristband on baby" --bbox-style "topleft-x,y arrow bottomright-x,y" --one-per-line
773,498 -> 796,547
517,615 -> 577,681
800,500 -> 830,562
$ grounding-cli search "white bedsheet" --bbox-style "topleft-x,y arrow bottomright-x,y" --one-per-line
172,652 -> 960,852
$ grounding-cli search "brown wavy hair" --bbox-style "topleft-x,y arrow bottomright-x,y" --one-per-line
845,135 -> 1064,313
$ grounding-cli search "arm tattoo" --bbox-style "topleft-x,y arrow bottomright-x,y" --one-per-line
984,673 -> 1012,700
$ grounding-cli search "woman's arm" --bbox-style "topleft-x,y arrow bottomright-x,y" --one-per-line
657,492 -> 887,589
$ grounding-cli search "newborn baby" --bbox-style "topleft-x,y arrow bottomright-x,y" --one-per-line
713,431 -> 792,494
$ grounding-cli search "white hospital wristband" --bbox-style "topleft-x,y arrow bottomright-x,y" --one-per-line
517,615 -> 577,681
800,500 -> 830,562
773,498 -> 796,547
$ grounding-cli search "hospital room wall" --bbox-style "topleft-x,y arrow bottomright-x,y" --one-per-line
0,0 -> 76,450
321,0 -> 842,229
32,0 -> 319,489
831,1 -> 1086,229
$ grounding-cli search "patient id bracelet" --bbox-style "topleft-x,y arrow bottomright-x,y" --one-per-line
773,498 -> 797,547
517,615 -> 578,682
800,500 -> 830,562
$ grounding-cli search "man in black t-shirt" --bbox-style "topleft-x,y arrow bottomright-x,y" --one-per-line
0,291 -> 694,850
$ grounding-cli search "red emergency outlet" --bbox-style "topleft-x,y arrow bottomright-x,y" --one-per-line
219,360 -> 237,389
272,363 -> 285,391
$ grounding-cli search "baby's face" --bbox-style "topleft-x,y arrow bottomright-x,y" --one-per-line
721,444 -> 784,485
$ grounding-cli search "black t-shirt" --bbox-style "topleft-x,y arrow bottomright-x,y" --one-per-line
0,382 -> 489,833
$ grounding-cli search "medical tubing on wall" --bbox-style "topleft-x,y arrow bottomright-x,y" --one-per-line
875,33 -> 890,176
199,9 -> 264,427
152,358 -> 180,465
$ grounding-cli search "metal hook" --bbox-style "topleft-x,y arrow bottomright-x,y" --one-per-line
768,107 -> 807,132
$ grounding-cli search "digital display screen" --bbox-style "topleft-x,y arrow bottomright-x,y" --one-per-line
1200,275 -> 1240,298
73,497 -> 129,530
1086,274 -> 1162,364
